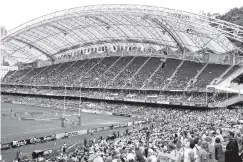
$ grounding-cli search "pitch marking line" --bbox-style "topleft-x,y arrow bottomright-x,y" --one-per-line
2,127 -> 62,137
1,121 -> 115,137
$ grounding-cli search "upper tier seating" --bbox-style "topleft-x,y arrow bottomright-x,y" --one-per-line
91,56 -> 133,87
3,68 -> 32,84
20,66 -> 47,84
23,64 -> 60,85
45,61 -> 73,85
107,57 -> 147,88
125,57 -> 161,89
144,59 -> 181,90
1,70 -> 16,82
190,64 -> 229,90
69,58 -> 101,86
2,56 -> 238,91
167,61 -> 204,90
81,57 -> 118,87
58,59 -> 88,86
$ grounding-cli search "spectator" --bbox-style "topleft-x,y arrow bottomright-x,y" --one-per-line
225,132 -> 241,162
146,149 -> 157,162
193,137 -> 201,162
215,137 -> 224,162
199,142 -> 210,162
183,140 -> 195,162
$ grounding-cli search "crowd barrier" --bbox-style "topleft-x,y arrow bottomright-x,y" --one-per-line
1,135 -> 56,150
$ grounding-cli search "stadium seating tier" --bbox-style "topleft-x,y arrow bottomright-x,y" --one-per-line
2,56 -> 239,91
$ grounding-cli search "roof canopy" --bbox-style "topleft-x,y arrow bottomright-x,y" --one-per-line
1,4 -> 243,64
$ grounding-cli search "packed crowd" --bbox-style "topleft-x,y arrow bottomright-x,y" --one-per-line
1,84 -> 239,105
1,95 -> 146,115
167,61 -> 204,90
2,56 -> 238,91
109,57 -> 148,88
92,57 -> 133,88
2,94 -> 243,162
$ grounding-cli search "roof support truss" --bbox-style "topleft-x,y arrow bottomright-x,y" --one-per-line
2,4 -> 243,64
149,17 -> 185,53
1,49 -> 21,63
12,38 -> 54,61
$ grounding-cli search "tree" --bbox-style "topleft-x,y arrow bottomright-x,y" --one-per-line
216,7 -> 243,50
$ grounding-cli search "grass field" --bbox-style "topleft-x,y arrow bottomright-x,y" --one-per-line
1,102 -> 137,161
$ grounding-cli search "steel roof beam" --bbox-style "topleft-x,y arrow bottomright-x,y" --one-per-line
4,40 -> 41,60
87,16 -> 110,28
120,15 -> 156,49
149,18 -> 185,53
1,49 -> 22,63
48,24 -> 67,35
113,16 -> 150,48
164,17 -> 235,52
142,18 -> 178,48
100,15 -> 137,47
4,5 -> 243,44
22,29 -> 60,53
78,17 -> 119,47
12,38 -> 54,61
34,27 -> 62,52
2,4 -> 243,63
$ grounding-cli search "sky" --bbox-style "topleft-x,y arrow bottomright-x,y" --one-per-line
0,0 -> 243,31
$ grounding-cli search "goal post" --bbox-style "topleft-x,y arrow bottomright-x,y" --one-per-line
60,86 -> 82,127
61,117 -> 65,127
77,116 -> 81,125
78,86 -> 82,126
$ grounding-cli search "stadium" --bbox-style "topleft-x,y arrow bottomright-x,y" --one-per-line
1,4 -> 243,162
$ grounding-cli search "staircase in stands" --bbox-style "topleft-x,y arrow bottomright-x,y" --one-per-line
186,63 -> 208,89
105,57 -> 136,88
94,56 -> 124,87
22,65 -> 51,84
122,57 -> 150,88
162,60 -> 184,90
140,61 -> 164,90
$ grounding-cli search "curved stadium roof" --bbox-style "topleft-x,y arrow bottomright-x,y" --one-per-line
1,4 -> 243,64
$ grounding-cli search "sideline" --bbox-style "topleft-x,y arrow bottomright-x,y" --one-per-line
2,121 -> 120,137
2,127 -> 61,136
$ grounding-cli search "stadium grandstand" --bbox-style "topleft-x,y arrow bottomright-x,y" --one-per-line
1,4 -> 243,162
